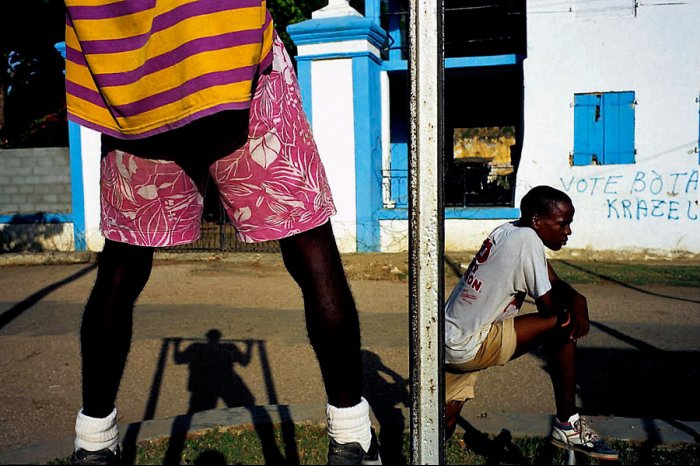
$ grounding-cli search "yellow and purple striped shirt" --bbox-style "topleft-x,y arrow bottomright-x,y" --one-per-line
65,0 -> 274,139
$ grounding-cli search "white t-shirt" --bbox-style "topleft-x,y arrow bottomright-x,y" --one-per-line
444,222 -> 552,364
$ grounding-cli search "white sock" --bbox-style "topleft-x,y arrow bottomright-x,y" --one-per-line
557,412 -> 580,425
74,408 -> 119,453
326,397 -> 372,452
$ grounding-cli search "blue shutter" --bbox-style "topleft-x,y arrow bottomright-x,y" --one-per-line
603,91 -> 635,164
573,93 -> 603,166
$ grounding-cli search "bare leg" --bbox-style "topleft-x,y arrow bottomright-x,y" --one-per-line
445,400 -> 465,440
513,314 -> 577,420
81,240 -> 154,418
279,222 -> 362,408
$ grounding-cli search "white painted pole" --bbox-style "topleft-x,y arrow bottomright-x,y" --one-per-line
408,0 -> 444,464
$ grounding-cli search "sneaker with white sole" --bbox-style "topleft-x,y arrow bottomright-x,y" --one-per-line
551,414 -> 618,460
327,427 -> 382,465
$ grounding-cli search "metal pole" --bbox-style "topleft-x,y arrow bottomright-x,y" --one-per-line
408,0 -> 444,464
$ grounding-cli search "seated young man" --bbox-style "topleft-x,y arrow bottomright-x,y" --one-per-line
443,185 -> 618,461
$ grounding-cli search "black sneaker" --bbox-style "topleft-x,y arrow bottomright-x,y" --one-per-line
327,428 -> 382,465
69,445 -> 121,465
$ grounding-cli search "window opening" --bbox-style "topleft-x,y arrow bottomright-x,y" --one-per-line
446,127 -> 515,207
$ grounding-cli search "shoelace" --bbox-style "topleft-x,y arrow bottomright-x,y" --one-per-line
574,418 -> 601,443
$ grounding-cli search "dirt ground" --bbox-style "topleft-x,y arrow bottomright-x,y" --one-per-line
0,251 -> 699,455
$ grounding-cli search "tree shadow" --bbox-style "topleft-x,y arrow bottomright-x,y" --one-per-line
0,261 -> 96,330
361,349 -> 410,465
0,213 -> 72,253
570,346 -> 700,420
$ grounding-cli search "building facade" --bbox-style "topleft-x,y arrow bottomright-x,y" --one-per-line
13,0 -> 697,257
289,0 -> 699,256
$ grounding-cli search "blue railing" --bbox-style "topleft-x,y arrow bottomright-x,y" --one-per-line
382,169 -> 408,208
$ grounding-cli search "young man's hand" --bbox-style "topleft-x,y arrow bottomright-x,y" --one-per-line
540,263 -> 590,341
567,293 -> 590,341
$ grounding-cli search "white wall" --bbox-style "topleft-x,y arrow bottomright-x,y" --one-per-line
381,219 -> 506,253
310,58 -> 358,252
516,1 -> 700,256
79,126 -> 105,252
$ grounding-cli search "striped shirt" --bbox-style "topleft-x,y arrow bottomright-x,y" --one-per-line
64,0 -> 274,139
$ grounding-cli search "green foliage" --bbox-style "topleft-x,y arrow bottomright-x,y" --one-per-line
50,425 -> 699,465
267,0 -> 325,55
268,0 -> 366,55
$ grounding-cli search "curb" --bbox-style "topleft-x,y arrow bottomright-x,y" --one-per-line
0,405 -> 697,465
466,412 -> 700,445
0,404 -> 326,465
0,251 -> 96,266
0,251 -> 285,267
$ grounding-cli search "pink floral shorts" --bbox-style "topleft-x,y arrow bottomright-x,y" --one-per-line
100,35 -> 336,247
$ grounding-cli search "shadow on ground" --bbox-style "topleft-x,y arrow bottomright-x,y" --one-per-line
121,331 -> 297,465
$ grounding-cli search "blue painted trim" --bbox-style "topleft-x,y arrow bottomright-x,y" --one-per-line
69,121 -> 87,251
381,60 -> 407,72
446,207 -> 520,219
376,209 -> 408,220
288,16 -> 387,50
446,55 -> 524,68
376,207 -> 520,220
382,54 -> 524,72
352,56 -> 383,252
295,51 -> 382,64
296,60 -> 313,126
0,212 -> 73,224
387,0 -> 403,62
365,0 -> 381,25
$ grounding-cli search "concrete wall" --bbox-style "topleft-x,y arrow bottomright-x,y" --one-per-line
0,147 -> 71,214
512,1 -> 700,257
0,147 -> 75,251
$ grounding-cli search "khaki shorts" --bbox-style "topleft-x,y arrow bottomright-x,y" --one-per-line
444,318 -> 517,403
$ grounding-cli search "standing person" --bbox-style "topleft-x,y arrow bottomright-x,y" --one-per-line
63,1 -> 380,464
443,185 -> 618,461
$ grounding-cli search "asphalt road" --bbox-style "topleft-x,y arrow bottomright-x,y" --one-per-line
0,253 -> 698,456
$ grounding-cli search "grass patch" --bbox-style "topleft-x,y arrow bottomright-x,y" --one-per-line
550,260 -> 700,287
50,424 -> 699,465
444,254 -> 700,288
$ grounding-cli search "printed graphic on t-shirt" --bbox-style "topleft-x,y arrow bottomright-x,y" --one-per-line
460,238 -> 493,300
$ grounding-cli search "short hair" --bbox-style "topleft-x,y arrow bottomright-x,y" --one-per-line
520,185 -> 572,223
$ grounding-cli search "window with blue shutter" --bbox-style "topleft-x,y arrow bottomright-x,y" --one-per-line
573,91 -> 635,165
